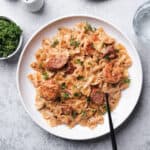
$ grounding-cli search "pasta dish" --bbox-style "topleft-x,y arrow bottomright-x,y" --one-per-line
28,22 -> 132,128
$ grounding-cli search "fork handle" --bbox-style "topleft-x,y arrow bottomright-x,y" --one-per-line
106,93 -> 117,150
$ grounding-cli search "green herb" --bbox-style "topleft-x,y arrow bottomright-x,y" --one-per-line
0,19 -> 22,57
81,110 -> 86,118
61,82 -> 66,89
70,37 -> 80,48
74,92 -> 82,97
42,72 -> 49,80
75,59 -> 83,65
92,109 -> 97,114
123,78 -> 131,84
84,22 -> 95,33
104,55 -> 110,61
39,63 -> 43,69
98,105 -> 107,115
86,96 -> 91,103
76,75 -> 84,80
51,39 -> 59,48
103,104 -> 108,112
62,92 -> 69,99
72,110 -> 78,118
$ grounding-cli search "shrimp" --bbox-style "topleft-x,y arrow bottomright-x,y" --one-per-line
46,52 -> 69,71
103,62 -> 123,83
38,80 -> 60,101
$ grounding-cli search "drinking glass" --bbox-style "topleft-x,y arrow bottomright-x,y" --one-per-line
133,1 -> 150,44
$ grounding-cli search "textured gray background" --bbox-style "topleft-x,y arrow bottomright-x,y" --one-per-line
0,0 -> 149,150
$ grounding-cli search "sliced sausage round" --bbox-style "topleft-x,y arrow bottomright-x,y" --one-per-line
103,45 -> 117,59
90,88 -> 105,105
103,45 -> 114,56
38,80 -> 60,101
46,53 -> 69,71
65,62 -> 76,74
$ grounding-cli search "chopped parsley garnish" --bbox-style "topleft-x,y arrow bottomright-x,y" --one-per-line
42,72 -> 49,80
73,85 -> 77,89
84,22 -> 95,33
92,109 -> 97,114
70,37 -> 80,48
0,18 -> 22,57
39,63 -> 43,69
104,55 -> 110,61
103,104 -> 108,113
81,110 -> 87,117
123,78 -> 131,84
86,96 -> 91,103
75,59 -> 83,65
76,75 -> 84,80
74,92 -> 82,97
72,110 -> 78,118
62,92 -> 69,99
51,39 -> 59,48
61,82 -> 66,89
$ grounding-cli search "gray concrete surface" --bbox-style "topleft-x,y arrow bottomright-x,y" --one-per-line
0,0 -> 149,149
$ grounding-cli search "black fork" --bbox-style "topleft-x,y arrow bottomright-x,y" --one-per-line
105,93 -> 118,150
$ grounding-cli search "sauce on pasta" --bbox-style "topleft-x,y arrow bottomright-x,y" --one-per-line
28,22 -> 132,128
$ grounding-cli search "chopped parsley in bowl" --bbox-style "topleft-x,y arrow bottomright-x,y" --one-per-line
0,16 -> 23,60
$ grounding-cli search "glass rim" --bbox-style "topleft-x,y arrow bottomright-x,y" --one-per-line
133,0 -> 150,41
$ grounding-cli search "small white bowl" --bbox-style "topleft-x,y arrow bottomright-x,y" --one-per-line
0,16 -> 23,60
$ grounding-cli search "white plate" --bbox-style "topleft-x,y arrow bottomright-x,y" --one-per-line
16,15 -> 143,140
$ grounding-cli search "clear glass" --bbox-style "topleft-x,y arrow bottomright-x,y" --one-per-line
133,1 -> 150,44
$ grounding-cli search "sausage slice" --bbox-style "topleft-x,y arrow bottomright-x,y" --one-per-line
65,62 -> 76,74
46,53 -> 69,71
103,45 -> 117,59
90,88 -> 105,105
104,45 -> 114,55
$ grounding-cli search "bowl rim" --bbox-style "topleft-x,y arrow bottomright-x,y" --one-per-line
0,16 -> 23,60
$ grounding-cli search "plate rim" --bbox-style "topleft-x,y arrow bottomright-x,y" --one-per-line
16,15 -> 143,140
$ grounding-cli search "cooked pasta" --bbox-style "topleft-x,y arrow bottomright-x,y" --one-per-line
28,22 -> 132,128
